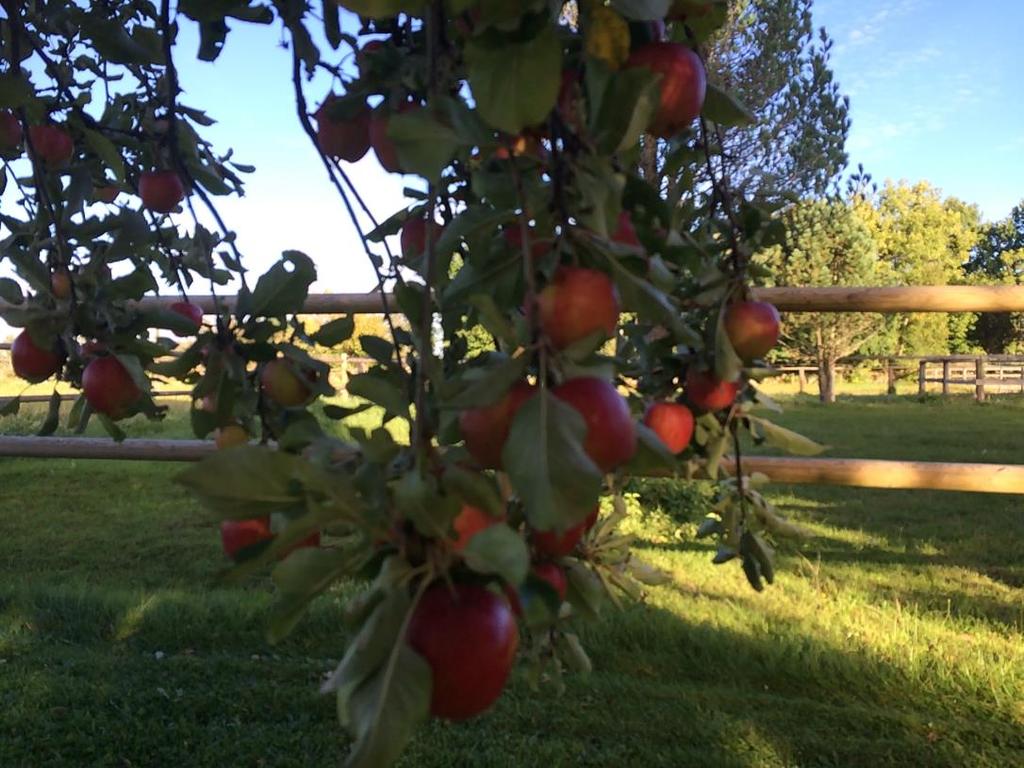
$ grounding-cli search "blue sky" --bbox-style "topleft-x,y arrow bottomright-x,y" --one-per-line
814,0 -> 1024,220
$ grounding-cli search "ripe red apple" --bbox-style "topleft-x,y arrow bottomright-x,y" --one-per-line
452,504 -> 504,551
169,301 -> 203,332
139,170 -> 185,213
314,95 -> 371,162
11,329 -> 63,383
724,300 -> 781,360
28,124 -> 73,168
82,355 -> 142,419
626,43 -> 707,138
260,358 -> 312,407
538,266 -> 621,350
685,367 -> 739,412
643,401 -> 694,454
0,110 -> 23,152
370,102 -> 417,173
51,269 -> 72,300
503,225 -> 552,262
221,517 -> 272,558
214,424 -> 249,450
531,562 -> 568,601
531,509 -> 596,558
400,214 -> 443,261
611,210 -> 640,247
459,380 -> 534,469
407,583 -> 518,721
94,185 -> 120,204
552,377 -> 636,471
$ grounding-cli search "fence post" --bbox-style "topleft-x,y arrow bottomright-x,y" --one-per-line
975,357 -> 986,402
942,359 -> 950,395
798,367 -> 807,394
918,360 -> 927,396
1019,363 -> 1023,394
886,358 -> 896,395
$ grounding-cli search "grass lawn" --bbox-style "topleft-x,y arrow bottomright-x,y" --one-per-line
1,393 -> 1023,767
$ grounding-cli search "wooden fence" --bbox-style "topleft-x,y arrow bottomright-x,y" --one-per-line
2,286 -> 1024,494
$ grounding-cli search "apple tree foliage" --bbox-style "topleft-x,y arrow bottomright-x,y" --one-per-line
0,0 -> 827,764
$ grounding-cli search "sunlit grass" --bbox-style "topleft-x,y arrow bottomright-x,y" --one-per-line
1,396 -> 1023,765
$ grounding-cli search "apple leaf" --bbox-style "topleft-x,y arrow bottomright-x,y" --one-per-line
503,390 -> 603,532
590,62 -> 660,155
0,396 -> 21,417
444,353 -> 527,409
336,0 -> 425,19
176,444 -> 305,517
465,23 -> 562,134
462,523 -> 530,586
702,82 -> 755,127
347,371 -> 410,419
747,415 -> 827,456
81,127 -> 126,182
37,390 -> 61,437
625,421 -> 679,475
441,463 -> 504,517
714,307 -> 744,383
389,110 -> 462,181
0,278 -> 23,305
238,250 -> 315,318
611,0 -> 671,19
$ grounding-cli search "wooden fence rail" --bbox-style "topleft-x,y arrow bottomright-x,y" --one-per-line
2,436 -> 1023,495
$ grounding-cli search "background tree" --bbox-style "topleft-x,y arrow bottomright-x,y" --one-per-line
763,197 -> 883,402
966,201 -> 1024,352
705,0 -> 850,201
859,181 -> 981,355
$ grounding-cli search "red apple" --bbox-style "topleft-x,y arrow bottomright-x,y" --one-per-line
538,266 -> 621,350
82,355 -> 142,419
315,95 -> 371,162
221,517 -> 272,558
531,562 -> 568,601
459,380 -> 534,469
643,401 -> 694,454
685,367 -> 739,412
260,358 -> 312,407
724,300 -> 781,360
531,510 -> 596,558
611,210 -> 640,247
407,583 -> 518,721
139,170 -> 185,213
94,185 -> 120,204
28,124 -> 73,168
0,110 -> 22,153
370,102 -> 417,173
169,301 -> 203,332
214,424 -> 249,449
626,43 -> 706,138
51,269 -> 72,300
452,504 -> 504,551
503,225 -> 552,262
552,377 -> 636,471
11,329 -> 63,383
400,214 -> 443,261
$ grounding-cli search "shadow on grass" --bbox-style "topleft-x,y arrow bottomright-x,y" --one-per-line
2,582 -> 1022,768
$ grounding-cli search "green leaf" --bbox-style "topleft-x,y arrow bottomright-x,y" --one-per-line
702,82 -> 755,127
312,316 -> 355,346
347,372 -> 409,419
344,645 -> 431,768
81,17 -> 164,64
337,0 -> 425,18
444,354 -> 527,409
0,396 -> 20,416
465,24 -> 562,134
611,0 -> 671,19
462,523 -> 529,586
441,463 -> 504,517
747,416 -> 827,456
81,128 -> 126,182
37,390 -> 62,437
245,251 -> 316,318
359,335 -> 394,365
591,65 -> 660,155
625,422 -> 678,475
714,307 -> 743,383
0,278 -> 23,305
389,110 -> 462,181
0,73 -> 34,109
467,294 -> 517,347
97,413 -> 127,442
392,470 -> 459,538
503,390 -> 603,531
176,445 -> 304,518
268,546 -> 371,644
323,0 -> 343,48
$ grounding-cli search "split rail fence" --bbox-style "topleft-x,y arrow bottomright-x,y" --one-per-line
2,285 -> 1024,495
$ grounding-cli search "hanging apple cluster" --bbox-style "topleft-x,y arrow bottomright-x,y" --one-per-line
0,2 -> 823,766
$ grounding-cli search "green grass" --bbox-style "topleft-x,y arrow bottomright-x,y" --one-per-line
2,395 -> 1024,767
